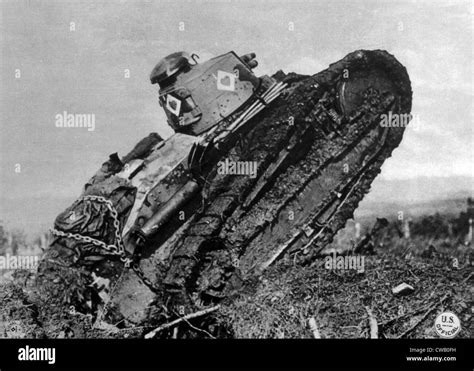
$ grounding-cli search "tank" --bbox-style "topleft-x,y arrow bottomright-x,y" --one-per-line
41,49 -> 412,332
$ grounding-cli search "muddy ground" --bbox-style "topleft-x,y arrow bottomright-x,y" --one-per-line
1,222 -> 471,339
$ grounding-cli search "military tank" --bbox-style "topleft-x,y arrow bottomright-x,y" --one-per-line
38,49 -> 412,335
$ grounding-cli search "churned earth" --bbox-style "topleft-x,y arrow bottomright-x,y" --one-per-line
1,221 -> 471,339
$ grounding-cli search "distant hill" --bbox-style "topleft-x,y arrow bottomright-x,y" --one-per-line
355,198 -> 468,221
361,175 -> 472,203
355,175 -> 472,221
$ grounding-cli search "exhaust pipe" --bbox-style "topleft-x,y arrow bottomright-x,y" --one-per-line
130,180 -> 201,248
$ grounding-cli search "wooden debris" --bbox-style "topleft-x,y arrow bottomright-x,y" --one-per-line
144,305 -> 220,339
308,317 -> 321,339
397,294 -> 448,339
172,327 -> 178,339
392,283 -> 415,296
461,272 -> 473,284
381,307 -> 424,328
364,306 -> 378,339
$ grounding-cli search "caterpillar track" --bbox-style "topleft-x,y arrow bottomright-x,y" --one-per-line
40,49 -> 412,330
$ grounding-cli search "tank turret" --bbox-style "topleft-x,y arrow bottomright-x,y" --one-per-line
150,51 -> 273,135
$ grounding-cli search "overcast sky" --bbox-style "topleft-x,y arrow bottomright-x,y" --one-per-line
0,0 -> 472,204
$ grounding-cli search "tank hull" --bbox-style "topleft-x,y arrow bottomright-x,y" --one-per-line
40,49 -> 412,331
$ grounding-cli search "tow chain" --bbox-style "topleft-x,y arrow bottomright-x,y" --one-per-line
50,195 -> 160,292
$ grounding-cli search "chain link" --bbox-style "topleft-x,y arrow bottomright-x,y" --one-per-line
50,195 -> 160,291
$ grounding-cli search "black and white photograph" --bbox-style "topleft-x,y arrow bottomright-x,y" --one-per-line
0,0 -> 472,368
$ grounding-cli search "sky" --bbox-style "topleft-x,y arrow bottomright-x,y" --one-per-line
0,0 -> 472,234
